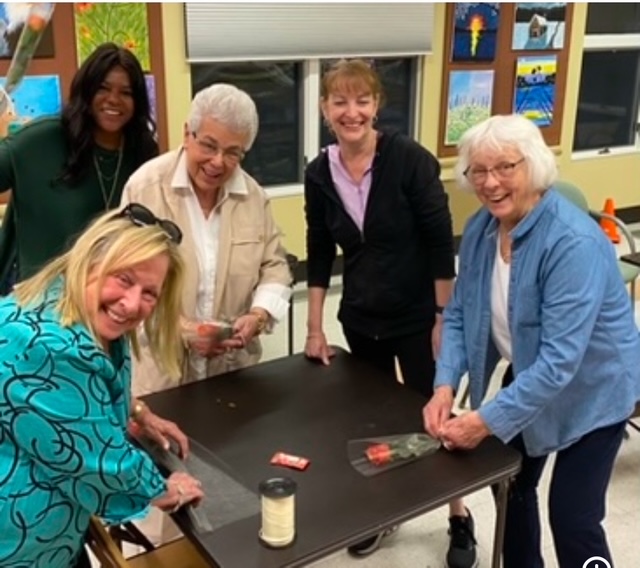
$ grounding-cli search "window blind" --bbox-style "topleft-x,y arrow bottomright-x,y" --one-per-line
184,3 -> 434,62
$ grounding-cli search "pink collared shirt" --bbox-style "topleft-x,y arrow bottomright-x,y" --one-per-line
327,144 -> 373,232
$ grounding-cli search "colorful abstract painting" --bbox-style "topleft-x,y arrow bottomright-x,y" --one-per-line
0,74 -> 60,124
512,3 -> 566,50
513,55 -> 557,127
74,3 -> 150,70
452,3 -> 500,62
0,2 -> 54,58
445,69 -> 494,145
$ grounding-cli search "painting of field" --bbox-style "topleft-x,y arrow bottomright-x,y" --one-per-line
445,69 -> 494,145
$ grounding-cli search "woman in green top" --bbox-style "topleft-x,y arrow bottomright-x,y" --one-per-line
0,42 -> 158,291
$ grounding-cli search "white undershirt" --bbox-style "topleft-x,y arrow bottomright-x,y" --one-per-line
183,188 -> 220,322
491,235 -> 512,362
171,153 -> 290,325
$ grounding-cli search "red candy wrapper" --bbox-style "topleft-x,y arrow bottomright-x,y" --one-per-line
271,451 -> 310,471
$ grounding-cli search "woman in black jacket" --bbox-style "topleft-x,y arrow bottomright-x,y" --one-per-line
303,59 -> 475,568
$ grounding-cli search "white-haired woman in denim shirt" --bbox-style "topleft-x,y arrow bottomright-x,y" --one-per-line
423,113 -> 640,568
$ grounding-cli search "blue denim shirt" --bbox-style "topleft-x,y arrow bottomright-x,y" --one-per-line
435,189 -> 640,457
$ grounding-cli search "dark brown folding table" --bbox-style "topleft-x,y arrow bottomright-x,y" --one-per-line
143,347 -> 521,568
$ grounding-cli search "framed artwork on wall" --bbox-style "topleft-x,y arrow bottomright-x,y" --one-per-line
513,55 -> 557,126
445,69 -> 494,145
0,3 -> 55,59
438,2 -> 573,157
452,3 -> 500,62
74,2 -> 151,71
512,3 -> 567,50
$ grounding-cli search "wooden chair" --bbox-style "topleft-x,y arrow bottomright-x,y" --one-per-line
87,518 -> 211,568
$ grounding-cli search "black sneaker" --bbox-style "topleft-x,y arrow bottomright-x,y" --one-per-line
446,509 -> 478,568
347,525 -> 398,558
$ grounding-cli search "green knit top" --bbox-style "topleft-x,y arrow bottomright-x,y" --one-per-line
0,117 -> 140,281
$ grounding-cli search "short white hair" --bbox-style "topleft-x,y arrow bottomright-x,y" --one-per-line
187,84 -> 259,150
454,114 -> 558,193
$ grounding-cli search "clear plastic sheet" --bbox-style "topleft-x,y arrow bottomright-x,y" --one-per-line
347,433 -> 441,477
138,436 -> 260,534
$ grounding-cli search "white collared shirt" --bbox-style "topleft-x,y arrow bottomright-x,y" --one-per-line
170,153 -> 291,324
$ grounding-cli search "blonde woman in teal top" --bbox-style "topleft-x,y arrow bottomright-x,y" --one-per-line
0,204 -> 204,568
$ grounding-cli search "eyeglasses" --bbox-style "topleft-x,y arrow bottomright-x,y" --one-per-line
117,203 -> 183,244
464,157 -> 526,184
191,132 -> 245,165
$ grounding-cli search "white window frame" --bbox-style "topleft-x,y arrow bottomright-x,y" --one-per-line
573,30 -> 640,159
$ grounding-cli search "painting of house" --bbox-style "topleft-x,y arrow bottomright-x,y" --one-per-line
529,14 -> 548,38
512,3 -> 566,50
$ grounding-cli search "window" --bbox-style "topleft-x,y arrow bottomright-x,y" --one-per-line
319,58 -> 417,149
574,3 -> 640,153
192,62 -> 302,187
191,57 -> 418,192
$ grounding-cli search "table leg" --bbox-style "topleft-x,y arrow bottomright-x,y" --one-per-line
491,478 -> 509,568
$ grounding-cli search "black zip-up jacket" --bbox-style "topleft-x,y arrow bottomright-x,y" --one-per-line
304,131 -> 456,340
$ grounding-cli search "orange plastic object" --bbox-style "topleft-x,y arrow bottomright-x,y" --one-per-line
600,198 -> 620,244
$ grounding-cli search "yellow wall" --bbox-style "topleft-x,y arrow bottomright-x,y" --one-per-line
162,3 -> 640,259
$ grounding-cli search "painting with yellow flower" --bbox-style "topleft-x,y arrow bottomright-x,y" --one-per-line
74,2 -> 150,70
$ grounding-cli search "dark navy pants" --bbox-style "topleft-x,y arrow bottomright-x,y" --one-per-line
501,367 -> 625,567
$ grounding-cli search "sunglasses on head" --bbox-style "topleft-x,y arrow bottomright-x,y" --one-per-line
117,203 -> 183,244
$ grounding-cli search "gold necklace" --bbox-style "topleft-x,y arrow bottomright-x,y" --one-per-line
93,145 -> 124,210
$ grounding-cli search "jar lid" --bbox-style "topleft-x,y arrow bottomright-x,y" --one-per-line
259,476 -> 297,498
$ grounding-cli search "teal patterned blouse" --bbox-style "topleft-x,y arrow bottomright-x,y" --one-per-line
0,281 -> 166,567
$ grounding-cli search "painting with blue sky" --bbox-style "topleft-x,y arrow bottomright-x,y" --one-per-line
452,3 -> 500,62
512,3 -> 566,50
0,74 -> 61,124
445,69 -> 494,145
513,55 -> 557,127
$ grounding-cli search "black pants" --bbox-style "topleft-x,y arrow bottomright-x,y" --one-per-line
500,368 -> 625,567
343,327 -> 435,398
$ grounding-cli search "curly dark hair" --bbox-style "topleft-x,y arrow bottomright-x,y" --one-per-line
59,42 -> 158,185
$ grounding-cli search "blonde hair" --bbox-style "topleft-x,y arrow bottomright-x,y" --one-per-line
13,209 -> 186,379
320,59 -> 385,106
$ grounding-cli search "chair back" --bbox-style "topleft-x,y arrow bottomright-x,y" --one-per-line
553,180 -> 590,213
